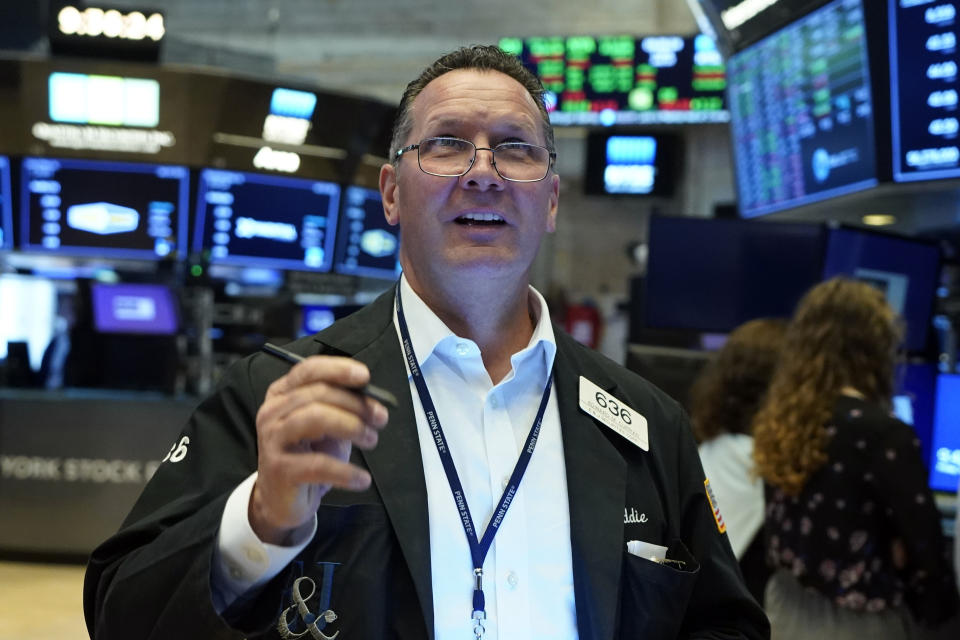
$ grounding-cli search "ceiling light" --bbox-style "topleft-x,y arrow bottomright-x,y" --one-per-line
861,214 -> 896,226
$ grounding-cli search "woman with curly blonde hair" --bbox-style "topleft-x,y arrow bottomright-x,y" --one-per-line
753,278 -> 959,639
691,318 -> 786,603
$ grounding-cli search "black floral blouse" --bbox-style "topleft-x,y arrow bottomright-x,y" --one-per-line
765,395 -> 959,626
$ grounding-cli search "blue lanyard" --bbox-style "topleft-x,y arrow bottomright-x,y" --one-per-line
395,285 -> 555,640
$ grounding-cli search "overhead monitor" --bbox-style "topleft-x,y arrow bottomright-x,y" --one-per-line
501,34 -> 728,125
687,0 -> 833,52
727,0 -> 878,218
193,170 -> 340,272
0,156 -> 11,250
645,216 -> 827,332
889,0 -> 960,182
585,132 -> 681,196
19,157 -> 189,260
332,186 -> 400,279
822,227 -> 941,352
91,282 -> 179,335
930,373 -> 960,493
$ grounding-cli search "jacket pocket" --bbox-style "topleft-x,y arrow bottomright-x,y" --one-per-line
619,539 -> 699,639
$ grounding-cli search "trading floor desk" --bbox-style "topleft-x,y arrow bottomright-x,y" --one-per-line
0,389 -> 197,558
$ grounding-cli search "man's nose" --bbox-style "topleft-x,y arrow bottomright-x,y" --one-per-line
461,147 -> 505,189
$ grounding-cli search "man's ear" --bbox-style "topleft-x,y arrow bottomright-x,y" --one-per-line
546,172 -> 559,233
380,163 -> 400,226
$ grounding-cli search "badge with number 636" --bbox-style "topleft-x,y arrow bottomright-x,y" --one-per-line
578,376 -> 648,451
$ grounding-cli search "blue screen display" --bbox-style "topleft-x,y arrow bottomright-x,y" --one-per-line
0,156 -> 11,250
645,216 -> 826,332
19,157 -> 189,260
193,170 -> 340,272
822,228 -> 941,352
930,374 -> 960,493
893,362 -> 938,469
727,0 -> 877,218
332,186 -> 400,280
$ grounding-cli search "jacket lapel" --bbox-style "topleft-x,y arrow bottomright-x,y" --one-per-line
554,334 -> 626,640
315,289 -> 435,639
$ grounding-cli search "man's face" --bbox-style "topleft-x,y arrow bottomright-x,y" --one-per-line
380,69 -> 559,290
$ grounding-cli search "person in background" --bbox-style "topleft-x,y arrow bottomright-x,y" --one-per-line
84,45 -> 767,639
753,277 -> 959,639
690,318 -> 787,603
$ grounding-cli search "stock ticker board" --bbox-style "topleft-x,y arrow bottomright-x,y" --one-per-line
889,0 -> 960,182
726,0 -> 878,218
499,35 -> 729,125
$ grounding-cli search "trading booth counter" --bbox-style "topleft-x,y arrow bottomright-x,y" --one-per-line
0,389 -> 198,557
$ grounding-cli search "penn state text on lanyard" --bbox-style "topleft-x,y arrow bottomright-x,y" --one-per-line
395,284 -> 555,640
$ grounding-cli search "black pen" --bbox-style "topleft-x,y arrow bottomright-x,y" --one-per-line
261,342 -> 398,408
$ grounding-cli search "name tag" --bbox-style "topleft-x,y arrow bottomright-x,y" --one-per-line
579,376 -> 648,451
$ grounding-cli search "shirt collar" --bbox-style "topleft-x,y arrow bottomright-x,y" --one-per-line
396,273 -> 557,375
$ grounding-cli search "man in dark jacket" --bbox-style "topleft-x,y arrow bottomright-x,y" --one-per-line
85,45 -> 768,640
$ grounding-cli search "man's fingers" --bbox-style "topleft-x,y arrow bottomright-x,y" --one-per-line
271,403 -> 381,450
271,450 -> 372,491
266,355 -> 370,397
260,379 -> 385,428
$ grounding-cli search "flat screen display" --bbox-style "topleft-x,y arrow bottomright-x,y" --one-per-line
727,0 -> 878,218
889,0 -> 960,182
193,170 -> 340,272
822,228 -> 941,352
298,303 -> 363,337
19,157 -> 189,259
645,216 -> 827,332
930,373 -> 960,493
691,0 -> 832,52
893,362 -> 938,468
0,156 -> 11,250
585,133 -> 680,195
332,186 -> 400,279
501,34 -> 728,125
91,283 -> 179,335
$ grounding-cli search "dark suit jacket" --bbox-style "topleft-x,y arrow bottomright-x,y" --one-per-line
84,288 -> 769,639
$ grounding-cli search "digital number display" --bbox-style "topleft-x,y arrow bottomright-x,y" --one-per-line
500,34 -> 728,125
889,0 -> 960,182
728,0 -> 877,218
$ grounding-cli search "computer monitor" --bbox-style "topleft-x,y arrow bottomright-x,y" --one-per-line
822,227 -> 941,352
726,0 -> 878,218
19,157 -> 190,259
0,156 -> 12,250
584,132 -> 681,196
645,216 -> 827,332
193,169 -> 340,272
332,186 -> 400,279
298,303 -> 364,338
893,362 -> 938,468
888,0 -> 960,182
90,283 -> 179,335
929,373 -> 960,493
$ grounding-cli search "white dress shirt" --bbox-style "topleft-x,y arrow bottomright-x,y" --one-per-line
212,276 -> 578,640
697,433 -> 763,558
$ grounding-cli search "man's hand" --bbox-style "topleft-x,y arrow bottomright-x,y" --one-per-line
250,355 -> 389,544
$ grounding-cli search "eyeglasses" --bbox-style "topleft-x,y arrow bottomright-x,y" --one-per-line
394,136 -> 556,182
